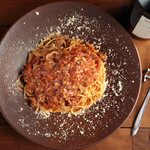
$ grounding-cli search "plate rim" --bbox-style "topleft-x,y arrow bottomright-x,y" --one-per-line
0,1 -> 142,149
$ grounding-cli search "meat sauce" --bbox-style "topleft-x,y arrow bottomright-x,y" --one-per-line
23,43 -> 105,111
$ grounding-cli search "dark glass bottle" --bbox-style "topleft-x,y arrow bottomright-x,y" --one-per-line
130,0 -> 150,39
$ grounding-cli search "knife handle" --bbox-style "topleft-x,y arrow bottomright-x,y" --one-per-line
132,87 -> 150,136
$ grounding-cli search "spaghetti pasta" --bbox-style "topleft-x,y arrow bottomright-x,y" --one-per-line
19,34 -> 106,114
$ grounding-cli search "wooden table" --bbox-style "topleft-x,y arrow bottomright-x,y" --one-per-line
0,0 -> 150,150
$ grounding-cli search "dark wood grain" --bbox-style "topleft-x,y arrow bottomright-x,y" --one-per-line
84,128 -> 132,150
0,113 -> 8,125
0,0 -> 124,26
133,129 -> 150,150
0,27 -> 9,40
0,126 -> 51,150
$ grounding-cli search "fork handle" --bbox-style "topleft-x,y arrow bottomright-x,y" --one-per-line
132,87 -> 150,136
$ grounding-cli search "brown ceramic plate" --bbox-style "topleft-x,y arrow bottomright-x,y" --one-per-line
0,2 -> 141,149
